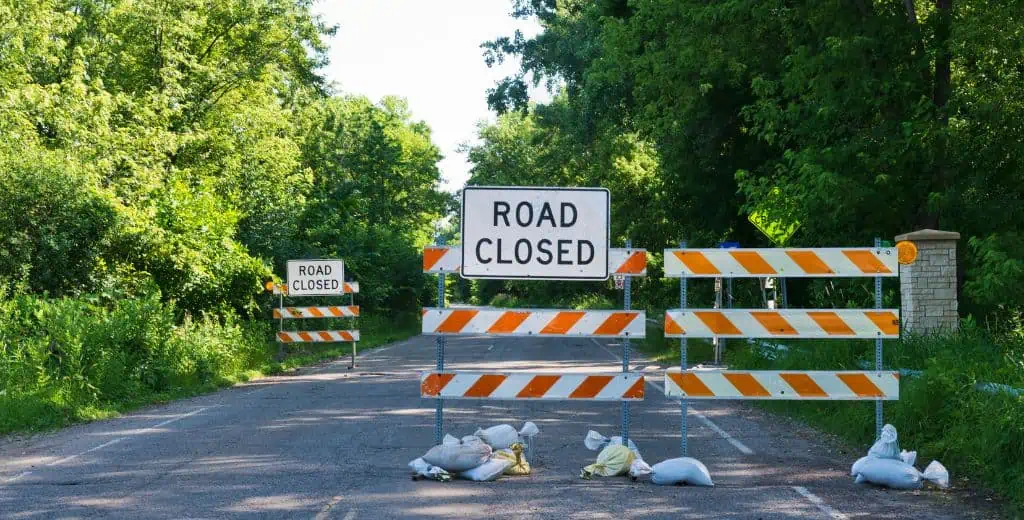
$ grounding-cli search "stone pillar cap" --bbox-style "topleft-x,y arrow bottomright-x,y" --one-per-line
895,229 -> 961,241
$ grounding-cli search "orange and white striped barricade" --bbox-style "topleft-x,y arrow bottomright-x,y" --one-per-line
276,330 -> 360,343
270,282 -> 359,295
664,368 -> 899,400
663,248 -> 898,278
423,246 -> 648,276
422,308 -> 645,338
273,306 -> 360,319
663,309 -> 899,339
421,372 -> 645,401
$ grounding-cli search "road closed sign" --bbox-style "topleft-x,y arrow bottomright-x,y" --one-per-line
287,259 -> 345,296
461,186 -> 610,280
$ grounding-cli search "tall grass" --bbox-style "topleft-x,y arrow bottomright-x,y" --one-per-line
726,328 -> 1024,513
0,289 -> 419,434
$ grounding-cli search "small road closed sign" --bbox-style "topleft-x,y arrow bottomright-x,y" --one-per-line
461,186 -> 610,280
287,259 -> 345,296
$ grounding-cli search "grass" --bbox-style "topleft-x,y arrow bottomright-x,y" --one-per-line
634,318 -> 714,364
723,329 -> 1024,515
0,305 -> 420,436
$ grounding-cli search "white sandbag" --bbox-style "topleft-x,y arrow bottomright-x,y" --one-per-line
650,457 -> 714,487
629,457 -> 653,479
584,430 -> 638,454
474,422 -> 540,450
459,457 -> 513,482
461,435 -> 485,446
900,450 -> 917,467
422,442 -> 492,472
408,457 -> 451,482
851,457 -> 949,489
867,424 -> 901,460
442,434 -> 461,446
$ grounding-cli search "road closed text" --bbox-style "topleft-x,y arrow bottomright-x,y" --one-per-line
287,259 -> 345,296
461,187 -> 609,280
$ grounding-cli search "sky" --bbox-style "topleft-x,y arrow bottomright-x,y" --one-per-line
316,0 -> 552,192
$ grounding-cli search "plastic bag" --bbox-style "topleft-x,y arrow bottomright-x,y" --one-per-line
461,435 -> 485,446
851,457 -> 949,490
422,441 -> 492,472
494,443 -> 531,475
628,457 -> 653,479
408,457 -> 452,482
580,444 -> 636,479
867,424 -> 901,460
584,430 -> 638,454
900,450 -> 917,467
474,422 -> 539,450
442,434 -> 460,446
459,457 -> 513,481
650,457 -> 714,487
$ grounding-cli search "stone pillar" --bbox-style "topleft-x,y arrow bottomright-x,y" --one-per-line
895,229 -> 961,335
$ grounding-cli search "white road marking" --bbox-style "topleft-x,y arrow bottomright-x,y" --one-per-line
145,407 -> 210,430
593,338 -> 754,455
46,437 -> 125,466
314,495 -> 344,520
2,471 -> 32,484
792,486 -> 848,519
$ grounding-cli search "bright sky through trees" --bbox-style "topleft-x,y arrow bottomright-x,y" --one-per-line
317,0 -> 551,192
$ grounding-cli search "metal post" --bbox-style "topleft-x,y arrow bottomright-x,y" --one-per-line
780,278 -> 788,308
434,238 -> 447,446
722,277 -> 732,364
349,291 -> 356,369
874,237 -> 883,440
277,291 -> 284,361
621,240 -> 632,444
713,277 -> 722,364
679,240 -> 688,457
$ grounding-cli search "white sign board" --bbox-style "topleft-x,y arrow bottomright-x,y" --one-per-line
287,259 -> 345,296
461,186 -> 609,280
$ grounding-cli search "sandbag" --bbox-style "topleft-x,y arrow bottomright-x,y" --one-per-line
493,443 -> 531,475
867,424 -> 901,460
650,457 -> 714,487
584,430 -> 639,454
408,457 -> 452,482
900,450 -> 917,467
422,442 -> 492,472
474,422 -> 540,450
461,435 -> 485,446
628,457 -> 653,479
580,444 -> 635,479
851,457 -> 949,490
459,457 -> 513,482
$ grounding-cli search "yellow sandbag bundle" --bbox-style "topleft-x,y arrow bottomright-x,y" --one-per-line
580,444 -> 635,479
494,443 -> 531,475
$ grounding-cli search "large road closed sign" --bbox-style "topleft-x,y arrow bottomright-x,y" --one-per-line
461,186 -> 610,280
287,259 -> 345,296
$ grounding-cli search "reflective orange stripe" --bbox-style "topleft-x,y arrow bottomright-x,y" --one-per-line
272,309 -> 282,319
594,312 -> 638,335
807,311 -> 855,336
339,331 -> 354,341
836,373 -> 885,397
729,251 -> 776,275
487,311 -> 531,334
668,372 -> 715,397
665,315 -> 685,335
516,375 -> 560,398
786,251 -> 834,275
540,311 -> 585,335
780,373 -> 827,397
349,306 -> 360,316
723,373 -> 771,397
569,375 -> 613,398
317,331 -> 332,341
464,374 -> 506,398
435,309 -> 479,333
421,373 -> 455,396
423,247 -> 448,271
299,332 -> 314,342
864,311 -> 899,336
750,311 -> 797,335
694,311 -> 742,335
616,252 -> 647,274
843,250 -> 892,274
276,331 -> 289,342
309,307 -> 324,318
622,377 -> 646,399
673,251 -> 720,275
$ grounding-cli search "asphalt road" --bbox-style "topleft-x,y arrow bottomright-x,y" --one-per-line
0,335 -> 997,519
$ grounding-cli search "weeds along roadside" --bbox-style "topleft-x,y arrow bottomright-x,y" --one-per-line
0,289 -> 419,435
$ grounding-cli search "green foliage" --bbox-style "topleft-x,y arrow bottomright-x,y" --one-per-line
727,330 -> 1024,512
